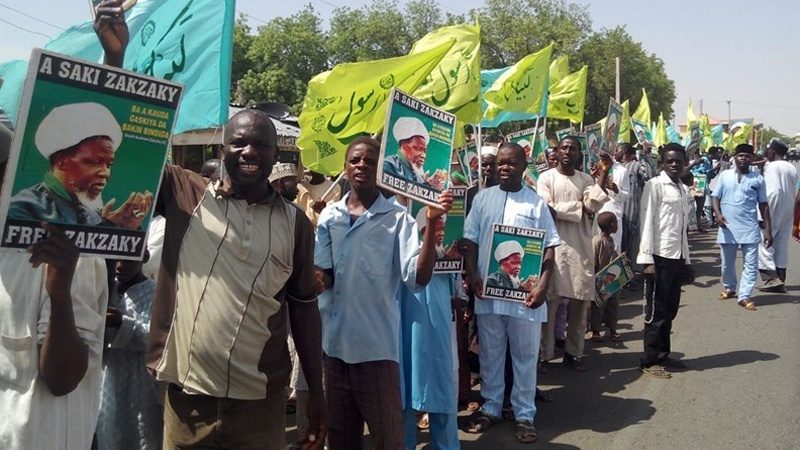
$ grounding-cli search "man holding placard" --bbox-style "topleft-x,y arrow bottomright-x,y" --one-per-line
463,142 -> 559,444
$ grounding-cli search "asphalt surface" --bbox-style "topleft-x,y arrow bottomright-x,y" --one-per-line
287,206 -> 800,450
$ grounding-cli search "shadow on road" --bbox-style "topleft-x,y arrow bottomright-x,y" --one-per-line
680,349 -> 779,371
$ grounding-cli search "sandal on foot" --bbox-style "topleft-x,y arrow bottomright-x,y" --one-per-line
502,406 -> 515,421
417,413 -> 429,430
610,332 -> 622,342
467,412 -> 499,434
719,289 -> 736,300
515,420 -> 538,444
563,354 -> 588,372
738,299 -> 757,311
640,365 -> 672,379
467,401 -> 481,412
535,388 -> 554,403
590,333 -> 604,342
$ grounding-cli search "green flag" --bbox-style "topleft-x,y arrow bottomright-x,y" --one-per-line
549,55 -> 570,86
484,43 -> 554,120
411,23 -> 482,125
618,100 -> 631,143
545,65 -> 588,123
632,88 -> 650,126
297,40 -> 455,175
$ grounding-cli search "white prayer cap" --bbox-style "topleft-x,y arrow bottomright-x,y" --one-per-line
466,151 -> 478,164
393,117 -> 429,144
415,206 -> 446,231
494,240 -> 524,262
517,139 -> 531,149
606,264 -> 621,278
35,102 -> 122,159
480,145 -> 498,156
269,162 -> 299,182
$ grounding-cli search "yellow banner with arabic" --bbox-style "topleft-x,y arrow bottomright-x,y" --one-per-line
545,64 -> 587,123
632,88 -> 650,125
484,43 -> 553,121
618,99 -> 631,143
549,55 -> 569,86
298,40 -> 455,175
411,23 -> 482,126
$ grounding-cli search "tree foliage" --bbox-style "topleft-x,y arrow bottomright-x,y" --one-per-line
237,5 -> 327,110
759,126 -> 793,147
573,26 -> 675,124
233,0 -> 676,124
471,0 -> 591,69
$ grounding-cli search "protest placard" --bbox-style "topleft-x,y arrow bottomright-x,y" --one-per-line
0,49 -> 182,259
601,97 -> 623,154
378,88 -> 455,207
410,186 -> 465,273
556,126 -> 575,141
631,117 -> 654,147
507,126 -> 548,186
455,141 -> 478,186
482,223 -> 545,302
595,253 -> 634,306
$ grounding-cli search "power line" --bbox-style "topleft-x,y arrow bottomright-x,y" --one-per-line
0,17 -> 51,39
235,9 -> 268,26
0,3 -> 65,31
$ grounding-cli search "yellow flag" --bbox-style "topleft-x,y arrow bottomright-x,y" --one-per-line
700,114 -> 713,149
732,123 -> 753,146
484,43 -> 554,120
655,112 -> 668,147
686,98 -> 697,126
545,65 -> 588,123
618,100 -> 631,143
632,88 -> 650,125
549,55 -> 569,86
411,23 -> 482,125
297,40 -> 455,175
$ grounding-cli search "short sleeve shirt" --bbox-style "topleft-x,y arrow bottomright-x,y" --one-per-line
711,168 -> 767,244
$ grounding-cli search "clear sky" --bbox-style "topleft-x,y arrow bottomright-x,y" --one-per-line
1,0 -> 798,137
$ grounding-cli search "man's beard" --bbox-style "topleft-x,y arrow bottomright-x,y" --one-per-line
76,191 -> 104,212
411,163 -> 426,180
508,274 -> 520,287
435,244 -> 445,258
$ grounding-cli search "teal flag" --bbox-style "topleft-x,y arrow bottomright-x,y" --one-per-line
711,124 -> 724,145
0,0 -> 234,134
666,125 -> 681,144
480,67 -> 546,128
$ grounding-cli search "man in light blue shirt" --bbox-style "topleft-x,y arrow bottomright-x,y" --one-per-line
462,143 -> 560,444
314,136 -> 452,450
712,144 -> 773,310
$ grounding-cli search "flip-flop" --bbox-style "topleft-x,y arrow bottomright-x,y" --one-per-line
738,299 -> 757,311
466,412 -> 499,434
719,289 -> 736,300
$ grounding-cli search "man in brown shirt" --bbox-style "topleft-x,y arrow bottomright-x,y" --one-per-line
146,109 -> 326,450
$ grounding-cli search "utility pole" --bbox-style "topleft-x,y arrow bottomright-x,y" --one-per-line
615,57 -> 620,102
726,100 -> 732,129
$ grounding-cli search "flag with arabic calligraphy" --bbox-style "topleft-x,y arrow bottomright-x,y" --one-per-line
410,23 -> 481,125
546,65 -> 587,123
618,100 -> 631,143
632,88 -> 650,126
549,56 -> 569,86
483,43 -> 553,121
297,40 -> 454,175
479,67 -> 536,128
0,0 -> 235,135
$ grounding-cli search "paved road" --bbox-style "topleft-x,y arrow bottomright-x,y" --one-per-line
287,223 -> 800,450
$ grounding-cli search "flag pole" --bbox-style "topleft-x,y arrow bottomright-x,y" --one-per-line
476,124 -> 483,189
